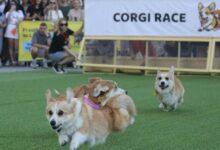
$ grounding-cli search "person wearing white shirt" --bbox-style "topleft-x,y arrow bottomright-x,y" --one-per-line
4,0 -> 24,65
44,0 -> 63,23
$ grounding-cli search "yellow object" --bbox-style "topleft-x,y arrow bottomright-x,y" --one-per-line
18,21 -> 83,61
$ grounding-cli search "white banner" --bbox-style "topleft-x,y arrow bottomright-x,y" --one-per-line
85,0 -> 220,37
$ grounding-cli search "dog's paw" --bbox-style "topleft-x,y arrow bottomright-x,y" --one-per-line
159,103 -> 165,109
59,134 -> 69,146
205,28 -> 211,32
70,143 -> 78,150
198,28 -> 203,32
168,104 -> 177,111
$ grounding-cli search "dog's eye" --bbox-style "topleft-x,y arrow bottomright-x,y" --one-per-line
165,77 -> 169,81
158,77 -> 162,80
48,110 -> 53,116
58,110 -> 64,116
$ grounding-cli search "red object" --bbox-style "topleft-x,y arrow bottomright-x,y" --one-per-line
11,28 -> 17,36
130,41 -> 146,56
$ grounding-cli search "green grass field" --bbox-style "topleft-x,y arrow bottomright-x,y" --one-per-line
0,71 -> 219,150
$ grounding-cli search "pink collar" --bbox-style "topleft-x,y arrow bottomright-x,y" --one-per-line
83,94 -> 101,110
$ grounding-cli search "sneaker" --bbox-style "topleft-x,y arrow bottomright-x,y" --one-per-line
43,61 -> 48,68
60,65 -> 67,73
52,64 -> 63,74
30,60 -> 39,69
5,60 -> 10,66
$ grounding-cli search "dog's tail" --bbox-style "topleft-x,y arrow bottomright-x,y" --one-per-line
120,95 -> 137,118
110,94 -> 137,124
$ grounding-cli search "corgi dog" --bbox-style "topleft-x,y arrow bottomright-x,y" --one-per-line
198,2 -> 220,31
86,77 -> 137,131
46,88 -> 115,150
155,66 -> 185,111
54,77 -> 137,131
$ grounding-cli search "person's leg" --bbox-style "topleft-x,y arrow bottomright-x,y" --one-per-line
0,30 -> 3,66
37,49 -> 49,68
57,52 -> 76,73
14,39 -> 19,64
30,47 -> 38,59
43,49 -> 49,68
58,55 -> 75,66
30,46 -> 39,68
49,51 -> 66,73
7,38 -> 15,64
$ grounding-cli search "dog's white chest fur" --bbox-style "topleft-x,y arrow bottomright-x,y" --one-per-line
161,92 -> 174,105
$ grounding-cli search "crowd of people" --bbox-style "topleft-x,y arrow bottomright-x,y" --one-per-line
0,0 -> 84,73
0,0 -> 218,72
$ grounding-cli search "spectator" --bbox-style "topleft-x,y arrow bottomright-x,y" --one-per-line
0,0 -> 6,66
42,0 -> 49,8
21,0 -> 29,11
80,0 -> 84,9
30,22 -> 51,68
44,0 -> 63,24
67,0 -> 83,22
4,0 -> 24,65
26,0 -> 44,21
49,18 -> 83,73
58,0 -> 71,19
4,0 -> 25,15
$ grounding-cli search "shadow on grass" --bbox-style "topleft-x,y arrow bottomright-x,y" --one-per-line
139,107 -> 194,116
0,131 -> 55,139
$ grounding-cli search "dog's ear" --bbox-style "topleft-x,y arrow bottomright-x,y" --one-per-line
107,80 -> 118,87
88,77 -> 102,83
93,84 -> 109,97
54,89 -> 61,97
169,66 -> 175,73
208,2 -> 216,11
46,89 -> 52,103
198,2 -> 204,11
169,66 -> 175,79
156,70 -> 161,76
66,87 -> 75,103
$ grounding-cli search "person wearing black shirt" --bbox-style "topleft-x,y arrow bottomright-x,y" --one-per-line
26,0 -> 44,21
49,18 -> 83,73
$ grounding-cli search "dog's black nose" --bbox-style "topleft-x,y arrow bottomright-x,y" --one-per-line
50,120 -> 56,126
161,81 -> 165,86
125,91 -> 128,95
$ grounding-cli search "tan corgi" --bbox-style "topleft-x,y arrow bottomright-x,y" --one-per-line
46,88 -> 115,150
86,77 -> 137,131
52,77 -> 137,132
155,66 -> 185,111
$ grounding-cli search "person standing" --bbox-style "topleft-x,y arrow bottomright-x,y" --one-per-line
0,0 -> 6,67
4,0 -> 24,65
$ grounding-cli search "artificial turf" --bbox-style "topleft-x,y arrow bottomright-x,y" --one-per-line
0,70 -> 219,150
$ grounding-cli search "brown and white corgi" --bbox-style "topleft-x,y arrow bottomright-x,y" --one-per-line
86,77 -> 137,131
155,66 -> 185,111
46,78 -> 137,149
198,2 -> 220,31
46,88 -> 114,150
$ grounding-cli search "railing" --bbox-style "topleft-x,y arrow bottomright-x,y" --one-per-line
78,36 -> 220,74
